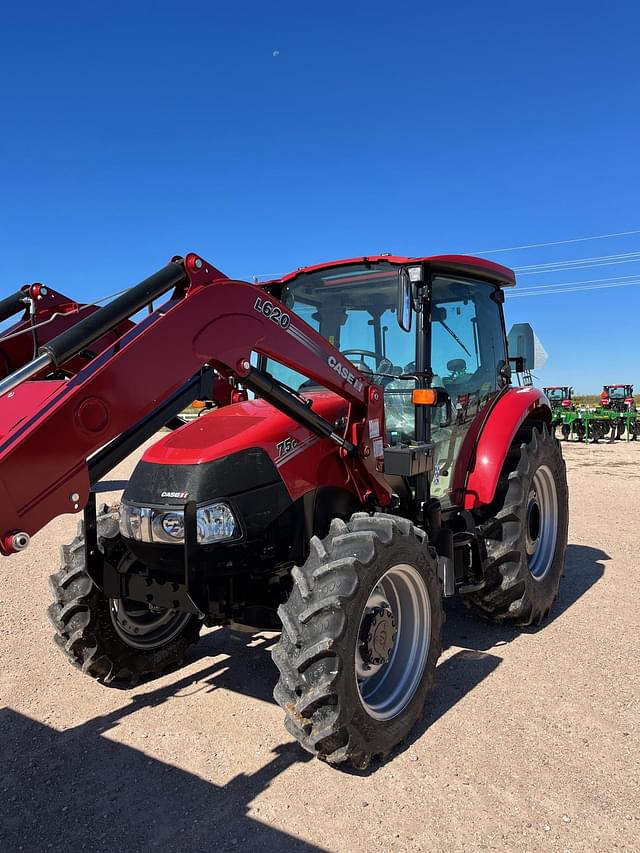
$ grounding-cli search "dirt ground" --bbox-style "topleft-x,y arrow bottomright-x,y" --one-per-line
1,439 -> 638,853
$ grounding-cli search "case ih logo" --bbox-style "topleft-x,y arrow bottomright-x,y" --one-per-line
160,491 -> 189,499
328,355 -> 364,392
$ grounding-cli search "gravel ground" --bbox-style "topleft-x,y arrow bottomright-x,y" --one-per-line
1,439 -> 638,853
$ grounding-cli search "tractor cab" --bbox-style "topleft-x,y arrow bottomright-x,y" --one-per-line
544,386 -> 574,411
601,384 -> 635,412
265,255 -> 514,508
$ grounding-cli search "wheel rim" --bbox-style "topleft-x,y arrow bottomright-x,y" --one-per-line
355,563 -> 431,721
109,599 -> 192,650
525,464 -> 559,581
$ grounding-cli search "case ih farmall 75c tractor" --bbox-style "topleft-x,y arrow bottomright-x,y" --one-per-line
0,253 -> 568,769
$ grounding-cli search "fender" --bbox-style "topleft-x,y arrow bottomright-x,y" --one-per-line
463,387 -> 551,510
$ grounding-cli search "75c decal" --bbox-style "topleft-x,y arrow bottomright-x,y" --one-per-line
276,437 -> 298,457
254,297 -> 291,329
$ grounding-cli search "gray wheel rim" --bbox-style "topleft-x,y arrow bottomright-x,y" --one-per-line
525,464 -> 559,581
110,599 -> 191,651
355,563 -> 431,721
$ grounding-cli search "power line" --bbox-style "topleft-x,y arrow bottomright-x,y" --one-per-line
514,249 -> 640,272
515,272 -> 640,293
507,277 -> 640,299
471,228 -> 640,255
517,257 -> 640,277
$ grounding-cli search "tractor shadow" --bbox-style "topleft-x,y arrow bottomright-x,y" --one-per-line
181,543 -> 608,703
9,538 -> 605,822
0,680 -> 323,853
440,542 -> 608,655
376,542 -> 610,771
126,542 -> 608,778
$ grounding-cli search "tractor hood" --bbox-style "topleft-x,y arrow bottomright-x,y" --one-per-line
125,390 -> 350,509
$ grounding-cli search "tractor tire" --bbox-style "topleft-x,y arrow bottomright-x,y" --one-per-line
560,424 -> 570,441
48,505 -> 201,686
466,424 -> 568,626
272,513 -> 443,770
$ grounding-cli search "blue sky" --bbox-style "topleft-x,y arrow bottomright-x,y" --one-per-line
1,1 -> 639,393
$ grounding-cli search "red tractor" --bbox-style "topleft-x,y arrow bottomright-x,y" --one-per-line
600,384 -> 635,413
0,252 -> 568,769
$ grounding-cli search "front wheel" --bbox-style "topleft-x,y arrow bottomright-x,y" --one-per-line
272,513 -> 443,770
48,505 -> 201,686
466,424 -> 569,626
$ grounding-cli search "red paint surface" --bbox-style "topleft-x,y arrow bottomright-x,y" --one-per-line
463,387 -> 551,510
0,285 -> 133,379
0,251 -> 519,552
145,393 -> 350,501
0,255 -> 390,550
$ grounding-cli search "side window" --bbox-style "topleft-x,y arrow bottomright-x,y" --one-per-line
431,278 -> 506,399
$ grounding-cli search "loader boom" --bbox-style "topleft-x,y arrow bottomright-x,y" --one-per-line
0,253 -> 389,553
0,283 -> 133,380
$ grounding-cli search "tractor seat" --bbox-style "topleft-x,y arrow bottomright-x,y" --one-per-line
447,359 -> 467,375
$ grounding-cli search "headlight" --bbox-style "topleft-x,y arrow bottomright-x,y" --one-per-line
119,502 -> 238,545
196,503 -> 237,544
152,511 -> 185,544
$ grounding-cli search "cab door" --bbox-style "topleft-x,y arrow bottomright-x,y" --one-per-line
429,275 -> 508,507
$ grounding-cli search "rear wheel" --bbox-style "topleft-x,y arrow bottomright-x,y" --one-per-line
466,424 -> 568,626
272,513 -> 443,769
48,505 -> 201,686
560,423 -> 571,441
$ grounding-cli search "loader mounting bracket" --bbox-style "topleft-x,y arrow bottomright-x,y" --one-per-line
101,561 -> 205,617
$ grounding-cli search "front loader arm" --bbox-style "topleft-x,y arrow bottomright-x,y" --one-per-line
0,253 -> 389,554
0,282 -> 134,379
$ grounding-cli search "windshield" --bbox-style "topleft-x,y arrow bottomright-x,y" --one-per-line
607,386 -> 629,399
265,262 -> 414,389
546,388 -> 568,401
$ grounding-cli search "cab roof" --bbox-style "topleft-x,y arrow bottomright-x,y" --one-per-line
273,254 -> 516,288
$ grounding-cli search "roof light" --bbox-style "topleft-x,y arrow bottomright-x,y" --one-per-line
407,265 -> 423,283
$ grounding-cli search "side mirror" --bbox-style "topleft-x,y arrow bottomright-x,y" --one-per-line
397,269 -> 412,332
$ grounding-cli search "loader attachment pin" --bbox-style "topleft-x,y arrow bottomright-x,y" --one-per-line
3,531 -> 30,553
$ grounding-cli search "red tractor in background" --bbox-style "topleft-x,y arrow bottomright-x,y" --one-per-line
543,386 -> 574,412
0,252 -> 568,769
600,384 -> 635,413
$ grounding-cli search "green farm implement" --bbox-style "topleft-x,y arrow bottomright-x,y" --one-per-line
555,406 -> 639,443
544,385 -> 638,442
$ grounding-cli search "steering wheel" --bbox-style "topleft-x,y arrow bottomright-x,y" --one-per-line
341,349 -> 378,361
